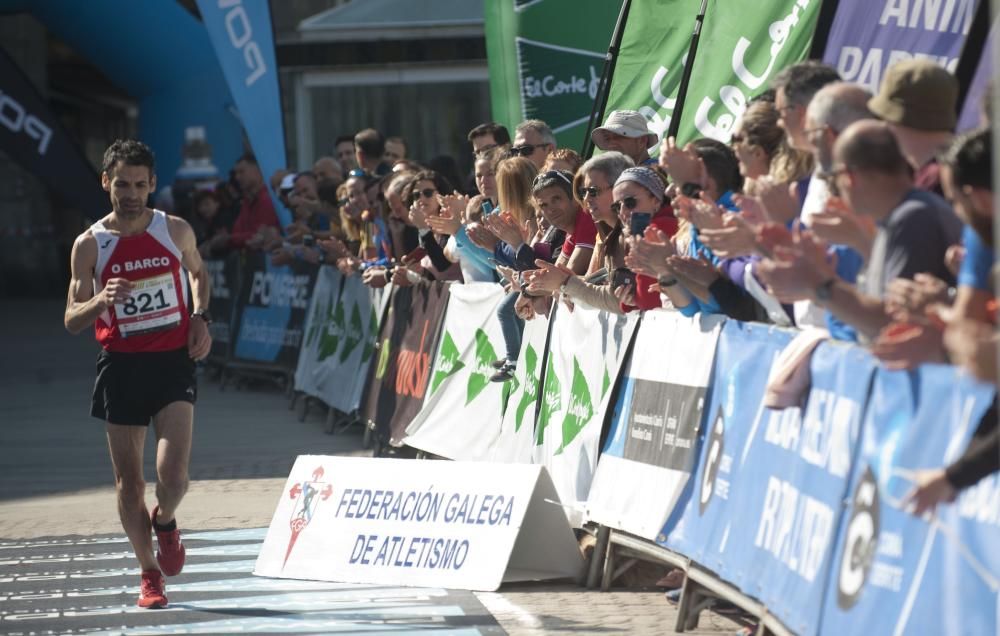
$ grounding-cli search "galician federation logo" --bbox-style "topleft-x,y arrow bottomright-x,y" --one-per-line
283,465 -> 333,569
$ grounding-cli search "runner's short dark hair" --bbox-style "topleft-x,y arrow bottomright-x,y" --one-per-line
335,134 -> 355,147
467,122 -> 511,145
102,139 -> 155,177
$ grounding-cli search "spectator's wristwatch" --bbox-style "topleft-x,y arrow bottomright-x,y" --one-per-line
657,274 -> 679,288
191,309 -> 213,325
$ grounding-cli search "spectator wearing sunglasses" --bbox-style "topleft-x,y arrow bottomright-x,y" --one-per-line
511,120 -> 556,171
398,170 -> 459,283
591,110 -> 659,167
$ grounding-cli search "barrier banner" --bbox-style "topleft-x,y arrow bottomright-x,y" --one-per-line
666,322 -> 794,562
295,269 -> 383,414
705,341 -> 875,635
404,283 -> 509,460
204,252 -> 241,362
194,0 -> 289,225
586,311 -> 724,540
532,303 -> 639,526
489,315 -> 552,464
821,0 -> 980,94
255,456 -> 584,591
820,365 -> 996,636
232,252 -> 316,370
361,282 -> 450,446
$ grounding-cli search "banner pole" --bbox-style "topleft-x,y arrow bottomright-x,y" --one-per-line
955,0 -> 991,109
581,0 -> 633,159
808,0 -> 840,59
666,0 -> 709,141
992,0 -> 1000,406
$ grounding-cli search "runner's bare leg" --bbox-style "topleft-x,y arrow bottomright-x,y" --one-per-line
106,424 -> 157,570
152,401 -> 193,524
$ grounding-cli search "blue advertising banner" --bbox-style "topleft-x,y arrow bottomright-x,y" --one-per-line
195,0 -> 289,226
820,365 -> 996,636
822,0 -> 980,93
233,252 -> 316,369
706,341 -> 875,635
665,321 -> 794,563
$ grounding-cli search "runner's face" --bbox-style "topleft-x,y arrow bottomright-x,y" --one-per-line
102,163 -> 155,220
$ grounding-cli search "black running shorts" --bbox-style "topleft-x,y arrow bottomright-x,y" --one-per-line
90,347 -> 197,426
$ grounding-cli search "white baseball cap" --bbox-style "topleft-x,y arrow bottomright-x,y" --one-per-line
591,110 -> 658,150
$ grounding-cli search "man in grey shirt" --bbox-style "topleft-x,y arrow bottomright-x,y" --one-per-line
758,120 -> 961,340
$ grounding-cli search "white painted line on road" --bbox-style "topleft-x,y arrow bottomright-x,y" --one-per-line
476,591 -> 544,629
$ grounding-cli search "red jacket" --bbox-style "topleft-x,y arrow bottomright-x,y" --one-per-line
625,200 -> 679,312
230,187 -> 280,248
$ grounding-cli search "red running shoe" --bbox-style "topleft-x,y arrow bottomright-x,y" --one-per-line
151,505 -> 186,576
137,569 -> 168,609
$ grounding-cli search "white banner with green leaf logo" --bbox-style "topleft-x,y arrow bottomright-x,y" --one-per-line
604,0 -> 820,146
489,315 -> 552,463
532,303 -> 639,527
403,283 -> 510,460
295,268 -> 383,414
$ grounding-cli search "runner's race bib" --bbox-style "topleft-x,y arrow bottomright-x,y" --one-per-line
114,272 -> 182,337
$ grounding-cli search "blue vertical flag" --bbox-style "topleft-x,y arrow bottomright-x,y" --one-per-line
195,0 -> 290,226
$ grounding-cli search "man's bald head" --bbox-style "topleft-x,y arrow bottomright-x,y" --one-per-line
834,120 -> 910,177
313,156 -> 343,184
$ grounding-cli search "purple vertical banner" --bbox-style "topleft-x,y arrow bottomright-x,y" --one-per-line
822,0 -> 980,93
957,18 -> 997,131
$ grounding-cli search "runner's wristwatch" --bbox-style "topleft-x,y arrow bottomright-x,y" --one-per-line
191,309 -> 212,324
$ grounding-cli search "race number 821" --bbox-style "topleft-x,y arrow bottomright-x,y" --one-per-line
114,272 -> 182,336
121,288 -> 171,315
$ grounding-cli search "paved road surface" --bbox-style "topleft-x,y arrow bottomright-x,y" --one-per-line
0,300 -> 739,635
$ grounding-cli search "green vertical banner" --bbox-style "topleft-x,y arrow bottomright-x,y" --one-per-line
605,0 -> 821,147
484,0 -> 620,150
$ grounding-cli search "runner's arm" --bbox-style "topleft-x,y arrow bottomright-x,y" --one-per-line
65,233 -> 128,334
171,217 -> 210,312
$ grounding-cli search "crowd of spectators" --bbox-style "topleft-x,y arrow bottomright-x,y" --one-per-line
166,57 -> 996,512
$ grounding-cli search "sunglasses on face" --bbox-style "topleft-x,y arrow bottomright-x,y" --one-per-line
610,196 -> 639,214
577,185 -> 606,200
411,188 -> 437,203
510,143 -> 549,157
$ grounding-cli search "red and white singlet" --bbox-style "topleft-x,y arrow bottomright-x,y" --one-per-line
91,210 -> 190,352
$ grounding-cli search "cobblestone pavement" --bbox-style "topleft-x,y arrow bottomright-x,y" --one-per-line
0,300 -> 739,635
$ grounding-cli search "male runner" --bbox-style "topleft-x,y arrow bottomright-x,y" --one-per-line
64,139 -> 212,609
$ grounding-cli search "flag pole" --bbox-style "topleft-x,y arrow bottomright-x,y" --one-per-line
666,0 -> 709,141
581,0 -> 633,159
